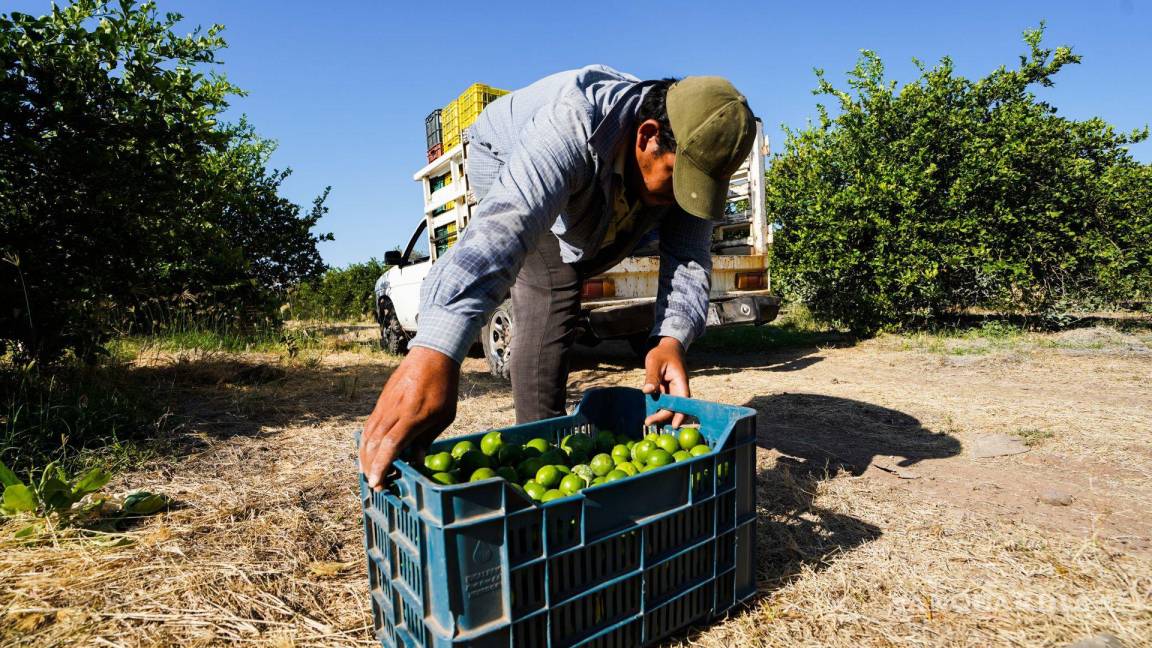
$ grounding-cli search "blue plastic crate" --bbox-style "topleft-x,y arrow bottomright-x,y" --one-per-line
358,387 -> 757,647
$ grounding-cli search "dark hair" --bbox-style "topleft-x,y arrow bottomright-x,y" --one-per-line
637,77 -> 679,153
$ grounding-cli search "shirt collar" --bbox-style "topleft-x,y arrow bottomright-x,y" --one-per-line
588,81 -> 655,163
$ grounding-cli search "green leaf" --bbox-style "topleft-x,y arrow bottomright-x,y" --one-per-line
39,477 -> 75,511
38,460 -> 60,495
14,524 -> 38,539
0,461 -> 22,488
121,491 -> 170,515
73,468 -> 111,496
2,484 -> 37,513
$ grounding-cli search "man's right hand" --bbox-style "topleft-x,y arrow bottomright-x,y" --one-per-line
360,346 -> 460,492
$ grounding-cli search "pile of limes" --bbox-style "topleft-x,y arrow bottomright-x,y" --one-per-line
418,426 -> 711,503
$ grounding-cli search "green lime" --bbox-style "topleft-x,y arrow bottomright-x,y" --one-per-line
517,457 -> 545,481
523,480 -> 546,501
520,445 -> 542,459
451,440 -> 477,460
555,464 -> 571,475
480,430 -> 505,456
535,465 -> 562,489
595,430 -> 617,452
525,438 -> 550,454
431,471 -> 458,485
615,461 -> 638,476
539,449 -> 566,467
541,489 -> 564,503
673,450 -> 691,462
591,476 -> 607,486
496,466 -> 518,482
645,432 -> 660,444
560,474 -> 585,495
560,434 -> 576,451
690,444 -> 711,457
646,449 -> 674,468
469,467 -> 497,482
425,452 -> 454,473
677,426 -> 702,451
655,434 -> 679,454
625,440 -> 636,450
610,444 -> 631,464
576,434 -> 596,453
497,444 -> 523,467
631,440 -> 655,465
604,469 -> 628,482
458,449 -> 491,473
590,453 -> 615,477
566,448 -> 589,465
571,464 -> 594,484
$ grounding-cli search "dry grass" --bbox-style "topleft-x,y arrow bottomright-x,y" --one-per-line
3,324 -> 1151,647
675,452 -> 1152,647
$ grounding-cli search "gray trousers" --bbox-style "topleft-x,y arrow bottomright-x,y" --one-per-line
509,234 -> 583,423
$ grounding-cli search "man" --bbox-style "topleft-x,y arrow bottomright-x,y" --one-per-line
361,65 -> 756,491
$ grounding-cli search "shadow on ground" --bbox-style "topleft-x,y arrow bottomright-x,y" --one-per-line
566,334 -> 855,396
117,354 -> 511,460
665,394 -> 960,646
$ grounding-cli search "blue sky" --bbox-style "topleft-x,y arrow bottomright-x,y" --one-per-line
9,1 -> 1152,267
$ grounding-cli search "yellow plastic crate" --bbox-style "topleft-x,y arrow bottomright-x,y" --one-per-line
441,83 -> 508,150
441,99 -> 460,150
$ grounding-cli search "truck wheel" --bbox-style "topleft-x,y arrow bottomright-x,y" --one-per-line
481,301 -> 513,381
627,334 -> 654,360
377,297 -> 408,355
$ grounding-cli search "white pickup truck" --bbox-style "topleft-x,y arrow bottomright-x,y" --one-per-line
374,119 -> 780,378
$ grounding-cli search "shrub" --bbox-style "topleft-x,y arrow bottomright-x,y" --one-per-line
287,260 -> 389,321
767,25 -> 1151,333
0,1 -> 331,362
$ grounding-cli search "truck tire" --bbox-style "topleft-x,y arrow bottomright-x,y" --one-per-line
627,333 -> 654,360
377,297 -> 408,355
480,300 -> 513,381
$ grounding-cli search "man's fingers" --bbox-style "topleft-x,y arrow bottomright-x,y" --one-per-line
360,407 -> 400,474
367,420 -> 422,492
671,411 -> 685,428
642,358 -> 664,395
644,410 -> 673,426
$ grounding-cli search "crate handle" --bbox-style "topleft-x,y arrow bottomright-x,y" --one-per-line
644,391 -> 752,426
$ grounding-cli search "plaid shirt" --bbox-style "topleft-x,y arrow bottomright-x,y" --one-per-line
410,65 -> 713,363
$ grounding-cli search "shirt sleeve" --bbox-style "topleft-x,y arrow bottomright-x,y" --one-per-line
409,98 -> 594,363
651,206 -> 713,349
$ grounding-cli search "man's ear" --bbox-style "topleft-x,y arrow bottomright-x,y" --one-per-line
636,119 -> 661,154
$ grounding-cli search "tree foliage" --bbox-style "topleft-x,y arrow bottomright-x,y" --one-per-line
767,26 -> 1151,333
0,1 -> 332,361
287,259 -> 388,321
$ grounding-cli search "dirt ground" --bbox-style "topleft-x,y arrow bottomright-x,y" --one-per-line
2,324 -> 1150,647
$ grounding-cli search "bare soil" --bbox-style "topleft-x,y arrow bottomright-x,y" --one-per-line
2,325 -> 1150,647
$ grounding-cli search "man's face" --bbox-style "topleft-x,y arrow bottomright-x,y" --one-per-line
632,119 -> 676,207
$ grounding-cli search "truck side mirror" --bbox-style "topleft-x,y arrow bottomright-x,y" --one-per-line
384,250 -> 404,267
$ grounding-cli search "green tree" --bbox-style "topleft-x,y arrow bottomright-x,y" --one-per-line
288,259 -> 389,321
767,25 -> 1151,333
0,1 -> 331,361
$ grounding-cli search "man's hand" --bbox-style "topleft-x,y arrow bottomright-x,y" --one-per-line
360,347 -> 460,492
641,336 -> 690,427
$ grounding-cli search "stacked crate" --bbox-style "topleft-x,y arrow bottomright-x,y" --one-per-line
425,110 -> 442,163
440,83 -> 509,152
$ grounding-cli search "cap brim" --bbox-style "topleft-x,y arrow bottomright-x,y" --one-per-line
673,154 -> 729,220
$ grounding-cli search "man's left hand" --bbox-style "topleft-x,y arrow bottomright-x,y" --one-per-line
641,336 -> 690,427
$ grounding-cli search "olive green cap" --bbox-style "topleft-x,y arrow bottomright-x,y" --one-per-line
666,77 -> 756,219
